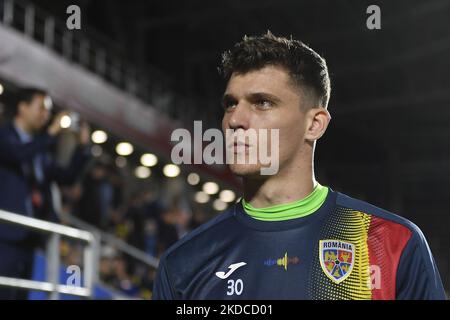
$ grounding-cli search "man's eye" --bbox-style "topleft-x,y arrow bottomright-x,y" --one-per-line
223,100 -> 237,110
256,100 -> 273,109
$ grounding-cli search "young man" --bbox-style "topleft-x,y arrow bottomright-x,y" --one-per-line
153,33 -> 446,300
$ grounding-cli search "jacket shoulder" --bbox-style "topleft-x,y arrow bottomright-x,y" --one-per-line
161,205 -> 236,261
0,123 -> 16,136
335,191 -> 421,235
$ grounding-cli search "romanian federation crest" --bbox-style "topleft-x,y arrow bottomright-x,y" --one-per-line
319,239 -> 355,284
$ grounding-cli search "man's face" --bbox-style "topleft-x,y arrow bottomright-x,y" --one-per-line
19,94 -> 51,132
221,65 -> 309,178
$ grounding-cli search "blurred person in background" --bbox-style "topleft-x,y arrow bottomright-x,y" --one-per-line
110,255 -> 140,297
0,101 -> 6,126
0,87 -> 91,299
141,268 -> 156,299
72,158 -> 124,231
75,159 -> 112,229
125,191 -> 147,251
99,245 -> 117,286
156,205 -> 180,257
136,188 -> 167,257
188,207 -> 208,230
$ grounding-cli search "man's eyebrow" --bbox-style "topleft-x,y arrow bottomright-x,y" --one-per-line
246,92 -> 282,103
222,92 -> 282,103
222,93 -> 235,101
221,93 -> 237,105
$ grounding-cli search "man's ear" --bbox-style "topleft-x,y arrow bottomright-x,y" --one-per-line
304,107 -> 331,141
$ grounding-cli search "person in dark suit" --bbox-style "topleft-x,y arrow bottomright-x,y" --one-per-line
0,87 -> 92,299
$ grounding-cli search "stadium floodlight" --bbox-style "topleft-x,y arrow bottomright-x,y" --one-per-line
91,145 -> 103,157
219,190 -> 236,203
141,153 -> 158,167
195,191 -> 210,204
187,173 -> 200,185
163,164 -> 180,178
115,156 -> 127,168
116,142 -> 134,156
91,130 -> 108,144
213,199 -> 227,211
135,166 -> 151,179
203,182 -> 219,195
60,115 -> 72,129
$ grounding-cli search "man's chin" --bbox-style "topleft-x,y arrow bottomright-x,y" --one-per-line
229,164 -> 264,179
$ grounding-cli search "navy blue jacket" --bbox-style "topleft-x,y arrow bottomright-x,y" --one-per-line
0,122 -> 91,243
153,188 -> 446,300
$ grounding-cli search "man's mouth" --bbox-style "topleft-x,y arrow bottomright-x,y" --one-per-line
232,142 -> 250,153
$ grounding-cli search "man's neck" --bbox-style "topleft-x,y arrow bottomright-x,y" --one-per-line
243,158 -> 316,208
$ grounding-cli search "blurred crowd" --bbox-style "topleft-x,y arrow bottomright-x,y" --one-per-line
58,159 -> 210,299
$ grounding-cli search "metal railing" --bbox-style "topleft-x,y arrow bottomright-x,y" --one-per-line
61,213 -> 160,300
0,208 -> 160,300
0,209 -> 98,299
60,211 -> 159,269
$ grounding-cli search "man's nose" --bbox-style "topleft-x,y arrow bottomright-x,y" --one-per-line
227,102 -> 250,130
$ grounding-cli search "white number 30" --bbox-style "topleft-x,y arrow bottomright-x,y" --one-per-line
226,279 -> 243,296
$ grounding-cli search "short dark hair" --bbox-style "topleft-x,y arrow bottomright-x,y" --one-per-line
219,31 -> 331,109
13,87 -> 48,116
